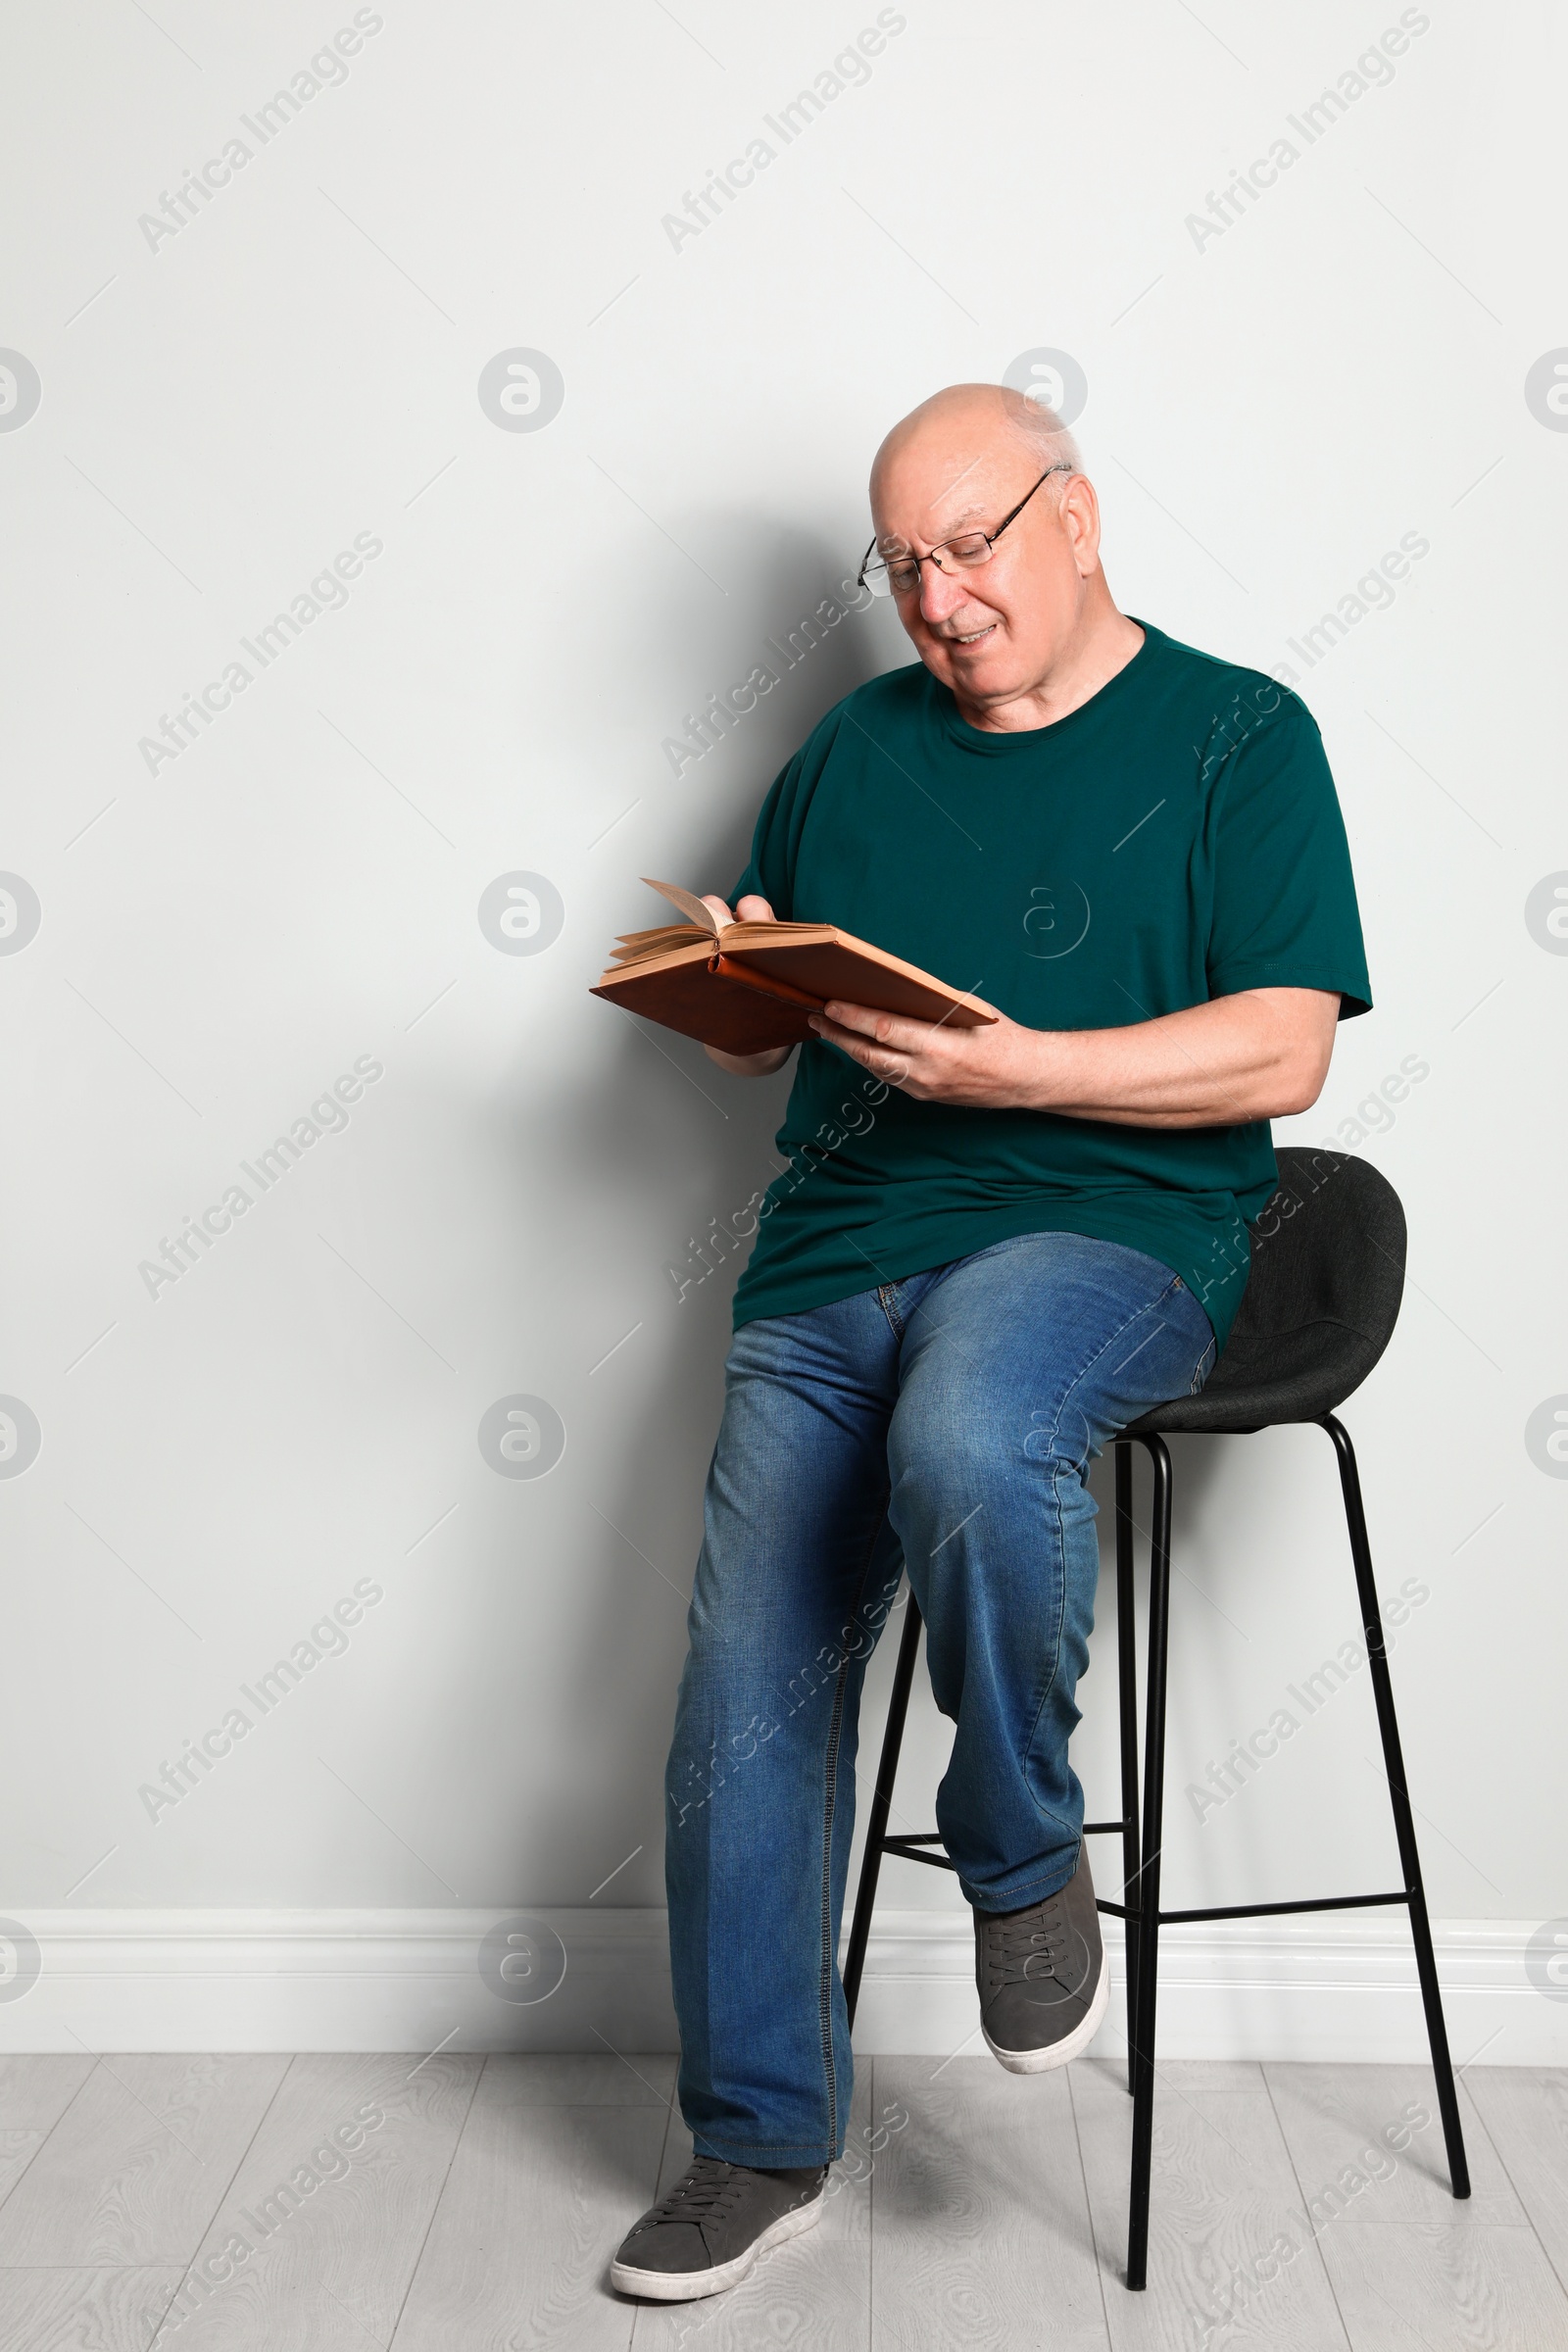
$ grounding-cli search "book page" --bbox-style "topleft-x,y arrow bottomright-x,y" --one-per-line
641,877 -> 721,936
606,927 -> 710,966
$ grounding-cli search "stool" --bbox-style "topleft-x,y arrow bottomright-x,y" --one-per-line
840,1148 -> 1470,2290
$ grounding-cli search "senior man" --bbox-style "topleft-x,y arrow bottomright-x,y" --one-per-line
612,383 -> 1369,2303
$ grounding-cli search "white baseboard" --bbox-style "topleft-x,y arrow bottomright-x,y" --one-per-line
1,1909 -> 1562,2063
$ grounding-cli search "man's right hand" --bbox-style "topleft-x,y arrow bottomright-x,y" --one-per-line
702,895 -> 796,1076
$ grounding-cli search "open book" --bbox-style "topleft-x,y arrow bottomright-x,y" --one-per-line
590,880 -> 998,1056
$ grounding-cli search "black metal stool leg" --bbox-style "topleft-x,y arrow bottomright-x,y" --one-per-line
1321,1415 -> 1471,2200
842,1589 -> 923,2029
1115,1442 -> 1142,2096
1126,1433 -> 1172,2292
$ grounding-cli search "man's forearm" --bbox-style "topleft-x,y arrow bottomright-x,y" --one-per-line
1014,991 -> 1337,1126
804,983 -> 1340,1123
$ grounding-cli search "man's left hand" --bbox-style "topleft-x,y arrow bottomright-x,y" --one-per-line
808,1002 -> 1041,1106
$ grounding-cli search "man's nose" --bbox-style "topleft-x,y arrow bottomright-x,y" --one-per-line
917,558 -> 969,624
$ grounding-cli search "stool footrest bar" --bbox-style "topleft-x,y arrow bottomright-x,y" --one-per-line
881,1823 -> 1126,1859
1156,1888 -> 1413,1926
880,1839 -> 958,1872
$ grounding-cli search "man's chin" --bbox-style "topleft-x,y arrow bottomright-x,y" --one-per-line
926,644 -> 1024,705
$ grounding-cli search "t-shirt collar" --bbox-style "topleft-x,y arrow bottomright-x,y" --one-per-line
929,615 -> 1159,754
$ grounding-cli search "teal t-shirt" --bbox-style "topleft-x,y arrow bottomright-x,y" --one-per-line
727,620 -> 1370,1347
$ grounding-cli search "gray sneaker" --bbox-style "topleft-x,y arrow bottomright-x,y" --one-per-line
610,2155 -> 828,2301
974,1839 -> 1109,2074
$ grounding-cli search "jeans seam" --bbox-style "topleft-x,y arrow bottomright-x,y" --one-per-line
875,1282 -> 904,1340
1026,1455 -> 1072,1801
816,1504 -> 886,2157
818,1668 -> 848,2156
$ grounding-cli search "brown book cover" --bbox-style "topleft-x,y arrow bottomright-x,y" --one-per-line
590,881 -> 998,1055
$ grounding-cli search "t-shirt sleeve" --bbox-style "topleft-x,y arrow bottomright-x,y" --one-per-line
728,749 -> 804,916
1206,701 -> 1371,1018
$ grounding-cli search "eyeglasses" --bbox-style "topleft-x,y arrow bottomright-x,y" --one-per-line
857,464 -> 1073,599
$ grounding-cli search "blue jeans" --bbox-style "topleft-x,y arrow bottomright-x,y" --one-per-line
663,1230 -> 1216,2168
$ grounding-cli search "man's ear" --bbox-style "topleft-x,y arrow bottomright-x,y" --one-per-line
1061,474 -> 1102,578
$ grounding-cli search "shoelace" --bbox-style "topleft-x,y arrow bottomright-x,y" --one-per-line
983,1892 -> 1070,1988
639,2157 -> 750,2231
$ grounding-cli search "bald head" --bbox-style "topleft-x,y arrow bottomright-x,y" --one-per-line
864,381 -> 1138,733
870,383 -> 1080,521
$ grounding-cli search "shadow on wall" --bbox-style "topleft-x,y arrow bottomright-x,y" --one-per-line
526,511 -> 905,1291
585,512 -> 908,861
473,519 -> 907,1905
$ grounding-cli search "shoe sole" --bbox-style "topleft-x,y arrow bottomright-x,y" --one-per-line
982,1943 -> 1111,2075
610,2190 -> 823,2302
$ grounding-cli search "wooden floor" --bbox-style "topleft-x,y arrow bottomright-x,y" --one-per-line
0,2051 -> 1564,2348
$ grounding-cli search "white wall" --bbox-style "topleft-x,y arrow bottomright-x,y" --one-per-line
1,0 -> 1564,2055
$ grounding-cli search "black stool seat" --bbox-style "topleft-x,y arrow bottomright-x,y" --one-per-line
841,1147 -> 1470,2292
1129,1149 -> 1406,1434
